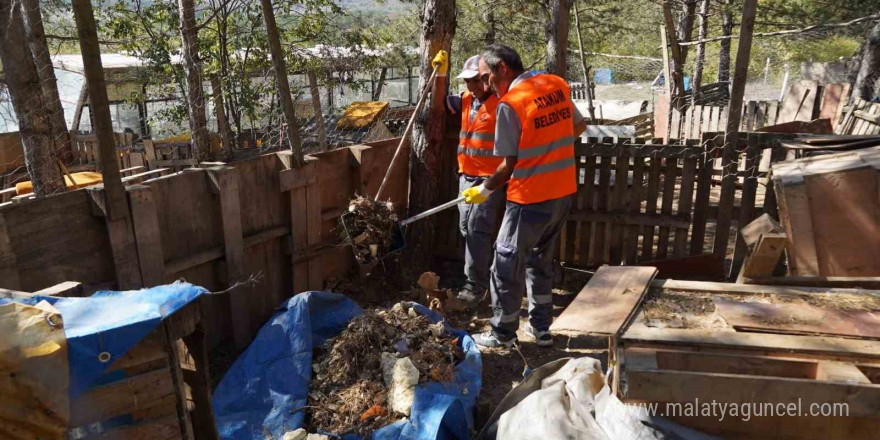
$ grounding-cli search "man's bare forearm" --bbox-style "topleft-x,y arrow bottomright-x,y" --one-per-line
483,156 -> 517,192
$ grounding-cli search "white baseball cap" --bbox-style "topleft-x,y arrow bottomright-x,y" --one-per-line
456,55 -> 481,79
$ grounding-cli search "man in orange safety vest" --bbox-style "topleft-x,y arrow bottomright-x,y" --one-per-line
431,51 -> 505,306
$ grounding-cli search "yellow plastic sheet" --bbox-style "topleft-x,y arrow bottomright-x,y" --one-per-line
337,101 -> 389,130
15,171 -> 103,195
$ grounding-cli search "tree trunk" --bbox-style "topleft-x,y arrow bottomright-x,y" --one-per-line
409,0 -> 456,254
260,0 -> 304,167
718,3 -> 733,83
544,0 -> 570,76
676,0 -> 697,66
691,0 -> 710,104
178,0 -> 211,162
572,0 -> 595,121
485,9 -> 496,44
308,70 -> 328,152
372,67 -> 388,100
22,0 -> 73,164
0,0 -> 65,196
210,75 -> 234,160
854,19 -> 880,101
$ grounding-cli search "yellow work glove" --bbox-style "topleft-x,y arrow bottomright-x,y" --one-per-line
462,184 -> 492,204
431,50 -> 449,77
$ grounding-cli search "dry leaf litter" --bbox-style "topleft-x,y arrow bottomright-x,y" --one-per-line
308,302 -> 464,437
343,197 -> 398,265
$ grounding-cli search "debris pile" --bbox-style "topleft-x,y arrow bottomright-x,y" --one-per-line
308,303 -> 464,437
343,196 -> 399,265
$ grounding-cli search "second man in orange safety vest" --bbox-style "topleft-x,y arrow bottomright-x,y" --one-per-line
432,52 -> 506,306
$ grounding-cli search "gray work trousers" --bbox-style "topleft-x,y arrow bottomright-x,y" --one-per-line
458,174 -> 506,293
489,195 -> 572,340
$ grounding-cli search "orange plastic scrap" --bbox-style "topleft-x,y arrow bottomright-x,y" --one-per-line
359,404 -> 387,421
14,171 -> 103,195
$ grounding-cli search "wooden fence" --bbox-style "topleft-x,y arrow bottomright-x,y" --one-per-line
656,99 -> 785,140
557,132 -> 793,277
0,138 -> 408,348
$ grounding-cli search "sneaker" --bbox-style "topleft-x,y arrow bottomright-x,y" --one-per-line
471,331 -> 517,349
524,323 -> 553,347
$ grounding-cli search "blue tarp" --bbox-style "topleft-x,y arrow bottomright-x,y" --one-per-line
0,282 -> 207,397
213,292 -> 482,440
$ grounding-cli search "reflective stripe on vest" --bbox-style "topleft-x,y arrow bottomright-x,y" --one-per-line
458,92 -> 502,177
501,74 -> 577,204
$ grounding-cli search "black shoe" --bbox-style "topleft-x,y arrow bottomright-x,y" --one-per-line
472,331 -> 517,348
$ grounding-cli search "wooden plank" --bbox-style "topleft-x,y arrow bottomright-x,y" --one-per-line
622,365 -> 880,418
579,155 -> 597,266
0,212 -> 21,290
805,167 -> 880,276
625,156 -> 645,263
641,152 -> 662,261
689,133 -> 715,255
305,164 -> 322,291
181,324 -> 221,440
742,276 -> 880,289
622,324 -> 880,362
766,100 -> 780,126
735,232 -> 787,282
819,83 -> 844,122
594,155 -> 612,264
773,175 -> 818,276
651,278 -> 880,298
655,157 -> 677,259
163,323 -> 195,440
70,367 -> 175,427
779,80 -> 820,123
833,83 -> 852,128
712,134 -> 740,261
550,266 -> 658,342
729,134 -> 761,278
714,298 -> 880,340
206,166 -> 250,349
609,143 -> 629,263
33,281 -> 84,297
79,414 -> 183,440
816,361 -> 872,384
627,347 -> 820,379
672,155 -> 696,256
128,185 -> 166,286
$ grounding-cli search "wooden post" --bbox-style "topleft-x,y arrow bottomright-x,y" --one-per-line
128,184 -> 165,286
713,0 -> 758,262
660,26 -> 673,143
71,0 -> 128,220
307,70 -> 328,152
278,156 -> 322,293
207,166 -> 251,349
260,0 -> 304,167
87,186 -> 143,289
572,0 -> 596,122
71,83 -> 89,134
0,212 -> 22,290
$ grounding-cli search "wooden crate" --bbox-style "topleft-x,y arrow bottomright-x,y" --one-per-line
613,279 -> 880,440
68,301 -> 218,440
772,147 -> 880,276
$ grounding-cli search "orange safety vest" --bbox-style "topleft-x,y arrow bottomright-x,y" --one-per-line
500,73 -> 577,204
458,92 -> 502,177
